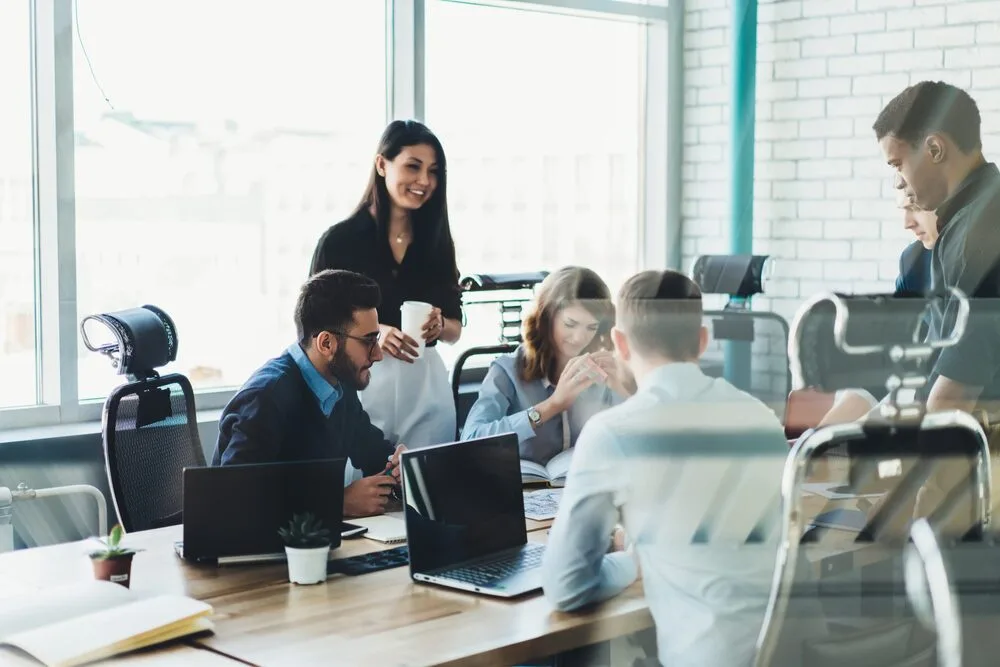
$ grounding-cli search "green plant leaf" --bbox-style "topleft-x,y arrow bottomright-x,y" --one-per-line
108,524 -> 123,549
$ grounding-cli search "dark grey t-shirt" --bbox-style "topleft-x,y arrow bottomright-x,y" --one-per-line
926,162 -> 1000,403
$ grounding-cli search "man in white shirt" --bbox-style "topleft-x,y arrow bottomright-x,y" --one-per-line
542,270 -> 789,667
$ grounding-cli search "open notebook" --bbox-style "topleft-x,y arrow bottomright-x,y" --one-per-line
520,449 -> 572,487
0,580 -> 213,667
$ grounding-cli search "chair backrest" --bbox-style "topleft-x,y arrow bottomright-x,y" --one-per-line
83,304 -> 205,533
755,414 -> 988,666
700,310 -> 791,420
103,373 -> 205,532
451,344 -> 517,437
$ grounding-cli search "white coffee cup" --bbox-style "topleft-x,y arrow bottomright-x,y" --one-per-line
400,301 -> 433,359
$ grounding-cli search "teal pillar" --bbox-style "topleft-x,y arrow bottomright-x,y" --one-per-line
724,0 -> 757,393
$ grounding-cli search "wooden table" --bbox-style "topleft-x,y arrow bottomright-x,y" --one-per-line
197,531 -> 651,667
0,488 -> 877,666
2,515 -> 651,667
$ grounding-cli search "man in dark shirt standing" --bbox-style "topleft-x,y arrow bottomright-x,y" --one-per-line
874,80 -> 1000,414
213,269 -> 404,518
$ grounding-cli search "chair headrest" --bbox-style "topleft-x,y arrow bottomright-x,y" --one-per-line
691,254 -> 773,299
789,290 -> 967,393
459,272 -> 549,292
80,305 -> 178,379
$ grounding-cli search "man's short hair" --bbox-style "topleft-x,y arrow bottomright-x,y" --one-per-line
873,81 -> 982,153
295,270 -> 381,344
617,270 -> 703,360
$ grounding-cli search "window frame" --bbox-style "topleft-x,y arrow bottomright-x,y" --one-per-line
0,0 -> 677,431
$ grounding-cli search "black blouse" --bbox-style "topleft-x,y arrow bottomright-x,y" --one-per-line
310,208 -> 462,346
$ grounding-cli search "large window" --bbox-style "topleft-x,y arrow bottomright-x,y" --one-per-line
0,0 -> 36,409
72,0 -> 387,399
0,0 -> 666,429
425,1 -> 644,364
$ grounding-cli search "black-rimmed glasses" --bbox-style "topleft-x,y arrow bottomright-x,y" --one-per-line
332,331 -> 381,359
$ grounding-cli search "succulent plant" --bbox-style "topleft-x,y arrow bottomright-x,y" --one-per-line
89,524 -> 141,560
278,512 -> 332,549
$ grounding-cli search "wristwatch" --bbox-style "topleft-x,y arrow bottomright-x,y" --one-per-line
527,406 -> 542,429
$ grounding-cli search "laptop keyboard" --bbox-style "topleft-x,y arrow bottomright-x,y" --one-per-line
439,543 -> 545,587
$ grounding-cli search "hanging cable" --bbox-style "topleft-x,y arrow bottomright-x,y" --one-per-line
73,0 -> 114,110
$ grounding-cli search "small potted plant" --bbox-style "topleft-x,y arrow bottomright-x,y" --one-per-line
89,524 -> 141,588
278,512 -> 332,585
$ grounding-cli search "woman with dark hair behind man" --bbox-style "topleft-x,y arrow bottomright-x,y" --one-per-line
461,266 -> 634,467
310,120 -> 463,455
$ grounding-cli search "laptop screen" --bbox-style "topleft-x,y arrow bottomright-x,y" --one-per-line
401,434 -> 525,574
183,458 -> 345,560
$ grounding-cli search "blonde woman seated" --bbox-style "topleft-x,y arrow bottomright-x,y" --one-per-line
461,267 -> 634,475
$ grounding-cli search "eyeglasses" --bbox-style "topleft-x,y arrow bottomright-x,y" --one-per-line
331,331 -> 381,358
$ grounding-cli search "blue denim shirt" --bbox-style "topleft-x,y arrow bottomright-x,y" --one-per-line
460,345 -> 621,465
287,343 -> 342,416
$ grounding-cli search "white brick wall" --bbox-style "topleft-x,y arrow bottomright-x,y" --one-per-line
682,0 -> 1000,324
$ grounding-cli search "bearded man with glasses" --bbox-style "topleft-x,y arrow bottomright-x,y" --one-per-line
213,269 -> 405,518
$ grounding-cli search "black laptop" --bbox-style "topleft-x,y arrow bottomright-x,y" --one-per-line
401,434 -> 545,598
179,458 -> 346,564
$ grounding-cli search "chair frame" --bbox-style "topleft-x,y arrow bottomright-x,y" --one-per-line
754,410 -> 990,666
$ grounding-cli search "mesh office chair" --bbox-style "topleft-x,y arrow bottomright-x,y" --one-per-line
82,305 -> 205,533
451,272 -> 548,436
756,290 -> 985,667
690,254 -> 791,421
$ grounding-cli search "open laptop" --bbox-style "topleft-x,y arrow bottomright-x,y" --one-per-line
401,434 -> 544,598
179,458 -> 346,565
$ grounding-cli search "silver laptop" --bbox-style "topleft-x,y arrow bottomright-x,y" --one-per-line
400,434 -> 545,598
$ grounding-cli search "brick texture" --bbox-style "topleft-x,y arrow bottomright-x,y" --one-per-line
682,0 -> 1000,326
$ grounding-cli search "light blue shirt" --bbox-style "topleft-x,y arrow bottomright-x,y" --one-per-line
542,362 -> 788,667
287,343 -> 342,417
461,345 -> 621,465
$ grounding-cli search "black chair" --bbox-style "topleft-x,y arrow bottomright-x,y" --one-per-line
690,254 -> 791,420
451,272 -> 548,437
81,305 -> 205,533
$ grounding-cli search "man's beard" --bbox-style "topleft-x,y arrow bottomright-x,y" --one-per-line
329,348 -> 371,391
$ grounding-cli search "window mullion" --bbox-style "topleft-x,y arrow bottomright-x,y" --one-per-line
390,0 -> 424,121
31,0 -> 79,422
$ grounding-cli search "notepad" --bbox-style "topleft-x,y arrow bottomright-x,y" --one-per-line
352,514 -> 407,544
0,580 -> 213,667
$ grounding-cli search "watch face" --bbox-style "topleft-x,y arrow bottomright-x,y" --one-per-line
528,408 -> 540,424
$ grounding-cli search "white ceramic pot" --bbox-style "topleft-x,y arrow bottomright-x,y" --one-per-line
285,545 -> 330,585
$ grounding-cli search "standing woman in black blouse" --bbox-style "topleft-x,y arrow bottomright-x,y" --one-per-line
310,120 -> 463,450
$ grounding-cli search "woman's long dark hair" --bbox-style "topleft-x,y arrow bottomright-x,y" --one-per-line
355,120 -> 459,282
